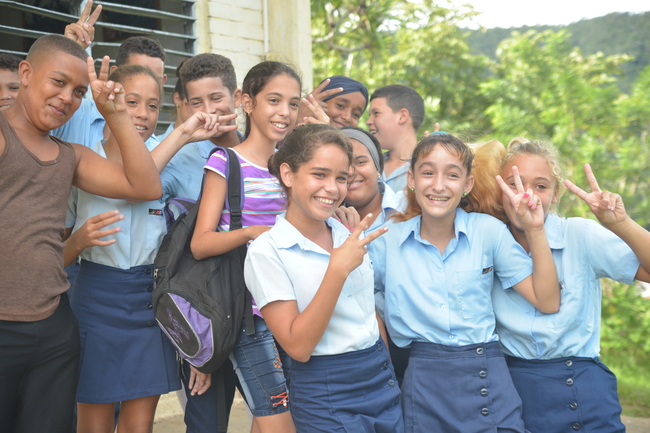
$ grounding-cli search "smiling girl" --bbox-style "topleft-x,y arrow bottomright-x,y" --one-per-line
244,124 -> 403,432
191,61 -> 302,433
369,133 -> 560,432
318,76 -> 368,128
492,138 -> 650,433
66,65 -> 179,433
66,63 -> 230,433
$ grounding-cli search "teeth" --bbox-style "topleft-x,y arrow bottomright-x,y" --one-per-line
271,122 -> 287,129
135,125 -> 147,130
316,198 -> 334,205
427,196 -> 448,201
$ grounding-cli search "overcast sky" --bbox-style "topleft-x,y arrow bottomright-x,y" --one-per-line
459,0 -> 650,28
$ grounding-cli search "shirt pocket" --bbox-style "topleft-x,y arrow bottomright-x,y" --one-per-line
455,269 -> 493,319
545,272 -> 584,329
146,209 -> 166,250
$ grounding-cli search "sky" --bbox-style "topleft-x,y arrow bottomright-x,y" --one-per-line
458,0 -> 650,29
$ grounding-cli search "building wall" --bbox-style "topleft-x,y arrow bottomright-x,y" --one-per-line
194,0 -> 313,90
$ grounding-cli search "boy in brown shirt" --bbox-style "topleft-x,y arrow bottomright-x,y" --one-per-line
0,35 -> 161,433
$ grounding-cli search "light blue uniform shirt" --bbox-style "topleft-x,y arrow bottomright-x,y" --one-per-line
157,122 -> 176,141
160,131 -> 245,204
66,139 -> 166,269
52,98 -> 159,148
365,182 -> 407,233
382,152 -> 409,194
244,215 -> 380,356
492,213 -> 639,359
369,208 -> 533,348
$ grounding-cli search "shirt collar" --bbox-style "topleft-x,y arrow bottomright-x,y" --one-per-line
397,207 -> 470,246
270,215 -> 348,254
543,213 -> 565,250
380,182 -> 402,214
89,100 -> 104,124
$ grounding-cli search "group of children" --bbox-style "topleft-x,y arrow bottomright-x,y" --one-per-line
1,4 -> 649,433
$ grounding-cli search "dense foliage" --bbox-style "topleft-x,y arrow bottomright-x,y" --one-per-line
466,11 -> 650,93
312,0 -> 650,413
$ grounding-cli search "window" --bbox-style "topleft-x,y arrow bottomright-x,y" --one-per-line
0,0 -> 196,132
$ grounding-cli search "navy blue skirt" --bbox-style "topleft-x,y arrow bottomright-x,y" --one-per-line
506,355 -> 625,433
403,341 -> 527,433
70,260 -> 181,404
290,339 -> 404,433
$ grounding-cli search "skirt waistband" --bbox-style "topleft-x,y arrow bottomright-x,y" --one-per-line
506,354 -> 599,369
292,339 -> 387,370
410,340 -> 503,359
79,259 -> 153,280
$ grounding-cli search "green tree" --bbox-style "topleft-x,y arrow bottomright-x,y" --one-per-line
311,0 -> 490,132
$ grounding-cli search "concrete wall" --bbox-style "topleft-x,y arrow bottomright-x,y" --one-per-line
194,0 -> 312,91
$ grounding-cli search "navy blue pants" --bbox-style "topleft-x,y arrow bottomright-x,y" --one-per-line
506,355 -> 625,433
181,359 -> 239,433
290,339 -> 404,433
404,341 -> 527,433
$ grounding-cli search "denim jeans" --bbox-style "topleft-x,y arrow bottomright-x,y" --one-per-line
229,315 -> 291,416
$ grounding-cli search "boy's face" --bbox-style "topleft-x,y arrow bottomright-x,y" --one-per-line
185,76 -> 241,137
366,97 -> 401,150
0,69 -> 20,110
19,53 -> 89,131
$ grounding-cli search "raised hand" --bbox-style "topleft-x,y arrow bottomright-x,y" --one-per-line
330,213 -> 388,275
333,205 -> 361,232
295,78 -> 342,127
496,165 -> 544,231
177,112 -> 238,143
64,0 -> 102,49
298,94 -> 331,126
87,56 -> 125,117
564,164 -> 627,228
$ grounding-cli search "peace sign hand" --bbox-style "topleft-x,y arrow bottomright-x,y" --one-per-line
178,112 -> 238,143
496,165 -> 545,231
64,0 -> 102,49
295,78 -> 342,127
298,94 -> 330,126
330,213 -> 388,276
87,56 -> 125,117
564,164 -> 627,228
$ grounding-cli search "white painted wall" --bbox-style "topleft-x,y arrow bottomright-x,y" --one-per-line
193,0 -> 312,90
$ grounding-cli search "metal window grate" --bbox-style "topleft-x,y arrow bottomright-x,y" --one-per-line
0,0 -> 196,134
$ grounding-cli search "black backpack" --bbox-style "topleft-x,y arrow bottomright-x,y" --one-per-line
152,147 -> 253,375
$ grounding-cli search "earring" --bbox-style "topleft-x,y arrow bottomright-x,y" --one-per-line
377,173 -> 381,179
463,192 -> 467,197
410,187 -> 415,192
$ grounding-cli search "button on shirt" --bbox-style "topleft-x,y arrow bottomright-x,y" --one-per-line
244,216 -> 380,356
493,213 -> 640,359
369,208 -> 532,347
66,139 -> 166,269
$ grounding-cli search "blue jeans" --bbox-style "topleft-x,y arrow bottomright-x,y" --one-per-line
229,315 -> 291,416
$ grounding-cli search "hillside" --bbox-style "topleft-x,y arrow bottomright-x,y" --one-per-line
466,11 -> 650,92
